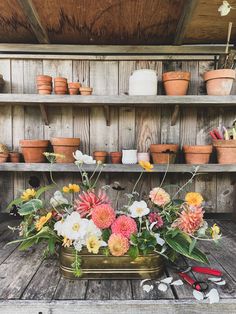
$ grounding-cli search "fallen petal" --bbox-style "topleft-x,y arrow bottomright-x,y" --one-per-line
140,279 -> 151,287
206,288 -> 220,304
158,283 -> 168,292
142,284 -> 153,293
193,290 -> 204,301
161,277 -> 173,284
171,279 -> 184,286
208,277 -> 222,282
214,280 -> 226,286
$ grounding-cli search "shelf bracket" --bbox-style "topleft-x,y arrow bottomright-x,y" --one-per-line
39,104 -> 49,125
171,105 -> 180,126
103,105 -> 111,126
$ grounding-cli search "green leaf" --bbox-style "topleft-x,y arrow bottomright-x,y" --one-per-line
35,184 -> 55,199
189,238 -> 197,254
128,246 -> 139,259
18,238 -> 37,250
164,233 -> 209,264
18,199 -> 43,216
130,234 -> 138,245
102,229 -> 111,242
48,238 -> 55,255
6,197 -> 23,211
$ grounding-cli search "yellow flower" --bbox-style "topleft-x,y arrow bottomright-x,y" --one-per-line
139,160 -> 153,172
86,235 -> 101,254
62,237 -> 73,247
211,224 -> 221,240
21,188 -> 36,202
63,184 -> 80,193
185,192 -> 203,207
35,212 -> 52,231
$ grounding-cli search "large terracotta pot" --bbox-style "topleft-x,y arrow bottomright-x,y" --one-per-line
183,145 -> 213,164
203,69 -> 235,96
51,137 -> 80,163
213,139 -> 236,164
150,144 -> 179,164
162,71 -> 191,95
20,140 -> 49,163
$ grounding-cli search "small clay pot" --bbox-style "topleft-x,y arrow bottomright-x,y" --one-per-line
68,82 -> 81,89
162,71 -> 191,95
54,82 -> 67,88
36,75 -> 52,83
0,153 -> 8,163
110,152 -> 122,164
54,86 -> 68,94
54,77 -> 67,83
38,90 -> 52,95
37,85 -> 52,91
69,88 -> 79,95
93,151 -> 107,163
51,137 -> 80,163
183,145 -> 213,164
37,81 -> 52,87
20,140 -> 49,163
150,144 -> 179,164
10,152 -> 21,163
213,139 -> 236,164
80,87 -> 93,96
203,69 -> 235,96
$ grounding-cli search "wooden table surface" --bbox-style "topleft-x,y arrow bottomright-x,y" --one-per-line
0,218 -> 236,314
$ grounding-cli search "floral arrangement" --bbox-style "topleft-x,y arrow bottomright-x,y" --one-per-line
8,151 -> 221,277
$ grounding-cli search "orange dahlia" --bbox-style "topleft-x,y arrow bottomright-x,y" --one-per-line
111,215 -> 137,238
173,205 -> 204,234
91,204 -> 116,229
185,192 -> 203,207
108,234 -> 130,256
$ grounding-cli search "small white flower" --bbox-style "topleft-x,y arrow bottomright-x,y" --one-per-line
50,191 -> 68,207
73,238 -> 85,252
218,1 -> 231,16
54,219 -> 66,237
73,150 -> 96,164
129,200 -> 150,218
154,233 -> 165,246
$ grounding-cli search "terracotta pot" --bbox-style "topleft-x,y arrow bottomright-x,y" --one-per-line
10,152 -> 21,163
110,152 -> 122,164
36,75 -> 52,83
54,77 -> 67,83
69,88 -> 79,95
68,82 -> 81,89
54,82 -> 68,88
51,137 -> 80,163
38,90 -> 52,95
37,81 -> 52,87
162,71 -> 191,95
93,151 -> 107,163
183,145 -> 212,164
37,85 -> 52,91
0,153 -> 8,163
20,140 -> 49,163
150,144 -> 179,164
203,69 -> 235,96
80,87 -> 93,96
213,139 -> 236,164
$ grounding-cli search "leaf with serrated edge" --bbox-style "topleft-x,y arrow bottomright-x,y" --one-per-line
158,283 -> 168,292
206,289 -> 220,304
161,277 -> 173,284
171,279 -> 184,286
193,290 -> 204,301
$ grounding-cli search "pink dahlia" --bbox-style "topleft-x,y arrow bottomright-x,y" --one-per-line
108,234 -> 129,256
111,215 -> 137,238
74,190 -> 110,218
149,187 -> 170,207
91,204 -> 116,229
148,212 -> 164,229
172,206 -> 204,234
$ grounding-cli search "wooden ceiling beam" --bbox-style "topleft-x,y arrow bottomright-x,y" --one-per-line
17,0 -> 49,44
174,0 -> 198,45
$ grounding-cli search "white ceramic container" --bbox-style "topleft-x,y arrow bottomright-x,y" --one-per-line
129,69 -> 158,95
122,149 -> 137,164
137,152 -> 150,162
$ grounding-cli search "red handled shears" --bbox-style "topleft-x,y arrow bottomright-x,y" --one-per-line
178,266 -> 223,292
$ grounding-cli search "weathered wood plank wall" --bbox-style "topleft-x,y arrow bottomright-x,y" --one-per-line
0,57 -> 235,213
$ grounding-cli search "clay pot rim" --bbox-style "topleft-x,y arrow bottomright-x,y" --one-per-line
36,75 -> 52,81
20,140 -> 49,148
93,151 -> 107,156
150,144 -> 179,153
68,82 -> 81,88
80,87 -> 93,92
0,152 -> 9,157
204,69 -> 236,82
10,152 -> 20,155
110,151 -> 122,156
183,145 -> 213,153
162,71 -> 191,82
213,139 -> 236,147
51,137 -> 80,146
37,86 -> 52,90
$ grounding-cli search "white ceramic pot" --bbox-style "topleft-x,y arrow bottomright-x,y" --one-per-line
137,152 -> 150,162
129,69 -> 158,95
122,149 -> 137,164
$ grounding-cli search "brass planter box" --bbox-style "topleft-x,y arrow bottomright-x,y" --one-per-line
60,247 -> 164,280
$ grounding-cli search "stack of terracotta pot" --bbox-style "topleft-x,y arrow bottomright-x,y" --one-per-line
36,75 -> 52,94
54,77 -> 68,95
80,87 -> 93,95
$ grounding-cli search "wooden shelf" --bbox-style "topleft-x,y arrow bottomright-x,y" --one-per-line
1,94 -> 236,106
0,163 -> 235,172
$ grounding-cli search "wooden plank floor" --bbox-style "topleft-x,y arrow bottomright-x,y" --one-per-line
0,219 -> 236,314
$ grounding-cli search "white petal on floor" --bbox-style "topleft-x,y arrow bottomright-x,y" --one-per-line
158,283 -> 168,292
208,277 -> 222,282
206,288 -> 220,304
193,290 -> 204,301
214,280 -> 226,286
171,279 -> 184,286
160,277 -> 173,284
142,284 -> 154,293
140,279 -> 151,287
